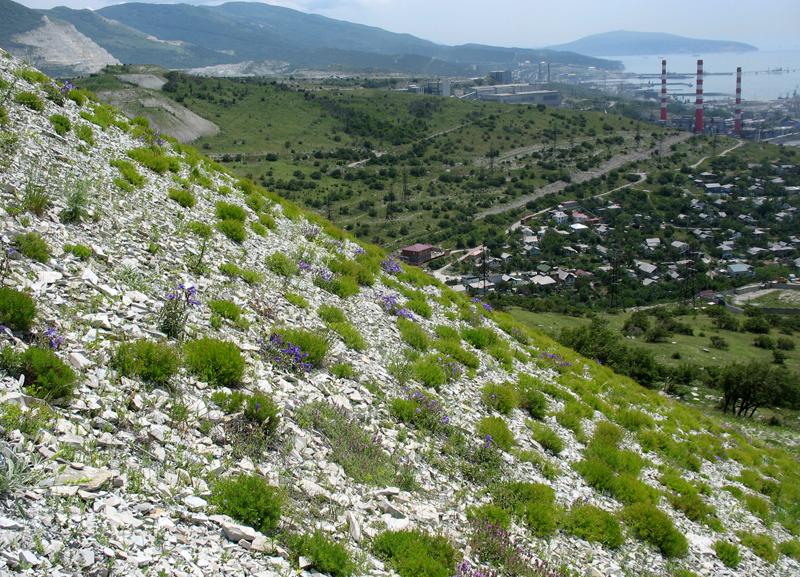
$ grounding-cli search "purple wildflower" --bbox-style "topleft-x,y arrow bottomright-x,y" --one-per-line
44,327 -> 65,350
298,260 -> 312,272
381,257 -> 402,275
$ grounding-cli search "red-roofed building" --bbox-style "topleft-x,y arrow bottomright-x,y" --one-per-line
400,243 -> 435,265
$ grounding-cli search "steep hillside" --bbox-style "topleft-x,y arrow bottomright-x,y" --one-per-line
550,30 -> 757,57
0,50 -> 799,577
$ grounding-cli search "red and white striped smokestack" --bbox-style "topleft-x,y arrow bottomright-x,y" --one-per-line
734,66 -> 742,136
694,59 -> 704,134
660,59 -> 668,122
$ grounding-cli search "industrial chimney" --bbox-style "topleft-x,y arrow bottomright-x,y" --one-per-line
660,59 -> 668,123
734,66 -> 743,136
694,59 -> 704,134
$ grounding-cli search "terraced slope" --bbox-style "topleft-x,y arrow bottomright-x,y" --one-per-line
0,50 -> 798,577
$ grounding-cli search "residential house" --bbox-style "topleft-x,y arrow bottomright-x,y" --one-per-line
727,263 -> 754,277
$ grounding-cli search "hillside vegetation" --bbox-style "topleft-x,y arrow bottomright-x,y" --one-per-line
0,50 -> 799,577
77,68 -> 670,249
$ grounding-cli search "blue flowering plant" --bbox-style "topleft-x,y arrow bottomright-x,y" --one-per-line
381,294 -> 414,320
158,283 -> 200,340
472,297 -> 494,313
40,327 -> 65,350
390,387 -> 451,435
380,257 -> 402,275
262,333 -> 314,373
536,351 -> 573,372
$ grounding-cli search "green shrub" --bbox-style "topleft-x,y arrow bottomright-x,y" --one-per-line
491,481 -> 560,537
209,299 -> 242,322
466,503 -> 511,529
397,317 -> 429,351
315,274 -> 360,298
564,504 -> 624,548
616,408 -> 655,431
517,374 -> 548,419
779,539 -> 800,561
331,363 -> 355,379
329,322 -> 367,351
434,338 -> 479,369
74,124 -> 94,146
406,294 -> 432,319
738,532 -> 778,563
480,382 -> 518,415
49,114 -> 70,136
412,355 -> 448,389
215,201 -> 247,222
462,327 -> 499,350
528,421 -> 564,455
3,346 -> 77,402
14,232 -> 50,263
217,219 -> 247,243
272,328 -> 329,368
14,91 -> 43,111
265,252 -> 298,277
211,390 -> 280,435
373,530 -> 458,577
714,540 -> 740,568
434,325 -> 459,341
184,338 -> 245,388
127,147 -> 179,174
23,183 -> 51,217
0,401 -> 54,439
622,502 -> 688,558
318,304 -> 346,324
187,220 -> 213,239
477,416 -> 514,451
289,531 -> 354,577
112,340 -> 179,388
63,243 -> 93,261
743,493 -> 771,522
209,474 -> 282,534
15,68 -> 48,84
668,491 -> 720,528
0,288 -> 36,332
284,292 -> 308,309
168,188 -> 195,209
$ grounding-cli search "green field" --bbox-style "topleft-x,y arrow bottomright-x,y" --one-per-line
510,307 -> 800,373
78,70 -> 667,249
747,289 -> 800,310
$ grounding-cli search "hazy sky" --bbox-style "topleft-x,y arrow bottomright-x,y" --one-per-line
15,0 -> 800,50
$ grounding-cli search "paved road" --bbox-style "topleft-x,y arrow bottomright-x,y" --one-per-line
475,132 -> 693,219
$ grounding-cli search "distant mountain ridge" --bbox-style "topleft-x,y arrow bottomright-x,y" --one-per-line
0,0 -> 621,76
550,30 -> 758,57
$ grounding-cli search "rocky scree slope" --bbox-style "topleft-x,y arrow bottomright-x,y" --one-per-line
0,50 -> 798,577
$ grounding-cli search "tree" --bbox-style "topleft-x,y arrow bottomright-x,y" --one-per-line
718,361 -> 800,417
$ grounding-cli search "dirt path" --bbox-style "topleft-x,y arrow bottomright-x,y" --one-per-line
689,139 -> 744,169
475,132 -> 692,219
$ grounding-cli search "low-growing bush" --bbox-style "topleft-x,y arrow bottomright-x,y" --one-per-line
128,147 -> 179,174
564,504 -> 624,548
516,374 -> 548,419
390,388 -> 449,434
63,243 -> 92,261
267,328 -> 328,369
466,503 -> 511,529
14,91 -> 44,111
211,390 -> 280,435
168,188 -> 196,209
329,321 -> 367,351
315,274 -> 360,298
289,531 -> 354,577
318,304 -> 346,324
738,531 -> 778,563
49,114 -> 70,136
397,317 -> 429,351
74,124 -> 94,146
2,346 -> 77,402
616,408 -> 654,431
0,288 -> 36,333
462,327 -> 499,350
184,338 -> 245,388
412,354 -> 453,390
477,416 -> 514,452
743,493 -> 772,522
112,340 -> 179,388
217,219 -> 247,243
491,481 -> 560,537
209,299 -> 242,322
331,362 -> 355,379
373,529 -> 458,577
215,201 -> 247,222
209,474 -> 282,534
284,292 -> 308,308
714,540 -> 740,568
14,232 -> 50,263
219,263 -> 263,285
480,382 -> 518,415
622,502 -> 688,558
266,253 -> 298,278
434,338 -> 479,369
779,539 -> 800,561
528,421 -> 564,455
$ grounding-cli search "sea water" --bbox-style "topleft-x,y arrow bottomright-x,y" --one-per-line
611,50 -> 800,101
